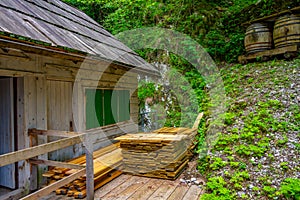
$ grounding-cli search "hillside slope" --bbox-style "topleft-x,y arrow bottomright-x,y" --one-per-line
199,59 -> 300,199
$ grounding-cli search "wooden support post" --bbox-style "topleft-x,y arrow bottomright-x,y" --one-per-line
193,112 -> 204,129
84,134 -> 94,200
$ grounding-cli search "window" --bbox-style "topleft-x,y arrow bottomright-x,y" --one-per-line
86,89 -> 130,129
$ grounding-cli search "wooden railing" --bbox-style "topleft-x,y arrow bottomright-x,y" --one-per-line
0,129 -> 95,200
0,120 -> 137,200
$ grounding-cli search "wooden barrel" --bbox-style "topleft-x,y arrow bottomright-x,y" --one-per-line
273,14 -> 300,48
244,23 -> 272,54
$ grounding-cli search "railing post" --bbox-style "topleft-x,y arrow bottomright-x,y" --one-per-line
84,134 -> 94,200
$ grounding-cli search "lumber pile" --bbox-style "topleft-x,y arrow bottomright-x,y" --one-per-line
43,143 -> 122,199
115,127 -> 198,180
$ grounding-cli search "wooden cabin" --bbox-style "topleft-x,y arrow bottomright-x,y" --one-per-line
0,0 -> 158,198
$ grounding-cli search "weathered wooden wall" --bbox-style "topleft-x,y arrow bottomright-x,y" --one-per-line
47,80 -> 80,162
0,45 -> 139,192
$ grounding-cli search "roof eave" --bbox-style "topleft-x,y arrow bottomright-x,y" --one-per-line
0,36 -> 160,77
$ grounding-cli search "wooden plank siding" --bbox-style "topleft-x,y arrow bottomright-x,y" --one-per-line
47,80 -> 79,162
0,47 -> 139,194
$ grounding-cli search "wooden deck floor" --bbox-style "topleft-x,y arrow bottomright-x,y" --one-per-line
42,160 -> 204,200
94,173 -> 203,200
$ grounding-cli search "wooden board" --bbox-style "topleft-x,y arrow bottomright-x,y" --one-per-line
242,6 -> 300,26
127,178 -> 163,200
20,168 -> 86,200
147,180 -> 180,200
116,127 -> 197,180
92,157 -> 204,200
29,158 -> 84,170
41,143 -> 123,199
166,185 -> 189,200
106,177 -> 150,200
0,134 -> 83,167
182,185 -> 204,200
94,174 -> 131,198
116,133 -> 188,142
238,45 -> 299,64
100,176 -> 143,200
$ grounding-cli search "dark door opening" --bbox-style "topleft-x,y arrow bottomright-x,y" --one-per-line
0,77 -> 17,189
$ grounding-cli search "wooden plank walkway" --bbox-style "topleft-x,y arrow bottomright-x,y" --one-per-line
41,160 -> 204,200
95,174 -> 203,200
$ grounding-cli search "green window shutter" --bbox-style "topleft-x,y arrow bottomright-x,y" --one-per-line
104,90 -> 117,125
86,89 -> 131,128
95,90 -> 104,126
86,89 -> 103,129
119,90 -> 130,121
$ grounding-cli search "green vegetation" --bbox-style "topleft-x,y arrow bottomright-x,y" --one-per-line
63,1 -> 300,199
201,176 -> 236,200
198,60 -> 300,199
63,0 -> 300,63
280,178 -> 300,199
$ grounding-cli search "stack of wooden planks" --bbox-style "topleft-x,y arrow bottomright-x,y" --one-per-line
115,127 -> 198,180
42,143 -> 123,199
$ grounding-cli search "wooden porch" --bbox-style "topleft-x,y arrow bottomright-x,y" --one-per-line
41,160 -> 204,200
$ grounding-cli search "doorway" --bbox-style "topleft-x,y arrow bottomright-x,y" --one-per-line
0,77 -> 17,189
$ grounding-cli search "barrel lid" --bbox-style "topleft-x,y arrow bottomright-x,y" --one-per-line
246,23 -> 269,31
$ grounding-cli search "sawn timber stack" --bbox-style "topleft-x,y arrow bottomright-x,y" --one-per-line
42,143 -> 122,199
115,127 -> 198,180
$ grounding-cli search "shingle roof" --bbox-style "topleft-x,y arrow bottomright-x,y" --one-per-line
0,0 -> 158,75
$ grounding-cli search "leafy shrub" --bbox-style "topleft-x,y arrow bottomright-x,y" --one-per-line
138,81 -> 156,104
224,112 -> 236,125
280,178 -> 300,199
210,157 -> 227,170
201,176 -> 235,200
263,186 -> 278,198
276,135 -> 288,147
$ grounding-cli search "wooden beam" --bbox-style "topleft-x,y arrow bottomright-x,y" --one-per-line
0,38 -> 160,77
0,69 -> 40,77
28,128 -> 82,137
1,123 -> 133,166
19,168 -> 86,200
242,6 -> 300,26
192,112 -> 204,129
0,134 -> 83,167
238,45 -> 298,63
29,158 -> 84,170
0,188 -> 24,200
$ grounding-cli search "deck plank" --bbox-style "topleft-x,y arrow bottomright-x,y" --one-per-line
127,178 -> 163,200
94,174 -> 131,198
107,177 -> 150,200
100,176 -> 148,200
147,179 -> 180,200
183,185 -> 203,200
166,185 -> 189,200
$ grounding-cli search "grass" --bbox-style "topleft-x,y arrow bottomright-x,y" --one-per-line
198,59 -> 300,199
